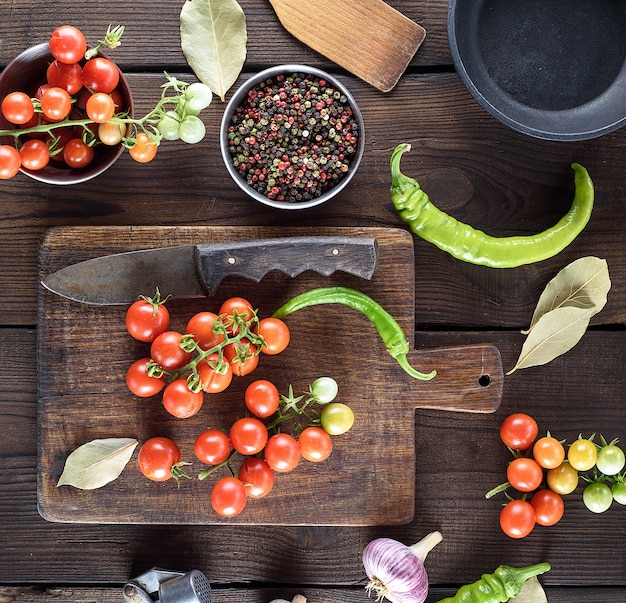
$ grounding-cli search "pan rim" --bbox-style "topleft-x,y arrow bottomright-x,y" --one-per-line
447,0 -> 626,141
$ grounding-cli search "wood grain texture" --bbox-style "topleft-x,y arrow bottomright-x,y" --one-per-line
37,226 -> 501,526
1,585 -> 625,603
3,73 -> 626,329
268,0 -> 426,91
0,1 -> 447,71
3,328 -> 626,586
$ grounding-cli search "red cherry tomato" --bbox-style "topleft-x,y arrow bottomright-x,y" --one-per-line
0,145 -> 21,179
257,317 -> 290,355
265,433 -> 300,473
150,331 -> 192,370
499,413 -> 539,451
245,379 -> 280,418
19,139 -> 50,171
137,437 -> 182,482
46,60 -> 83,95
500,499 -> 536,539
298,427 -> 333,462
49,25 -> 87,64
82,57 -> 120,93
530,489 -> 565,526
211,476 -> 247,517
197,354 -> 233,394
1,91 -> 35,125
238,457 -> 275,498
162,378 -> 204,419
40,86 -> 72,121
125,296 -> 170,342
506,457 -> 544,493
185,311 -> 224,350
126,357 -> 165,397
129,132 -> 157,163
218,296 -> 255,334
223,339 -> 259,376
229,417 -> 268,455
62,138 -> 94,168
86,92 -> 116,123
194,429 -> 231,465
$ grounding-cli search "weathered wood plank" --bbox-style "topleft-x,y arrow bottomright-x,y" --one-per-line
1,73 -> 625,328
2,328 -> 625,585
0,585 -> 625,603
0,1 -> 449,71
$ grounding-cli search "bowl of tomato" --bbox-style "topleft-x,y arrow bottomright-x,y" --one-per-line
0,27 -> 133,184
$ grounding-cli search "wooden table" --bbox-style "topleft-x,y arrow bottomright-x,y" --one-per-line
1,1 -> 624,601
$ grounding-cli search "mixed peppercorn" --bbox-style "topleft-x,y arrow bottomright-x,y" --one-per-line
226,72 -> 360,203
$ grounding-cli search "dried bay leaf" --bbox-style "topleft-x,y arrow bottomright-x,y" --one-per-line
508,305 -> 594,374
180,0 -> 247,102
509,256 -> 611,374
57,438 -> 138,490
524,256 -> 610,334
510,577 -> 548,603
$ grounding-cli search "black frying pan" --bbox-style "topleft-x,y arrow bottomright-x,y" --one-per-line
448,0 -> 626,141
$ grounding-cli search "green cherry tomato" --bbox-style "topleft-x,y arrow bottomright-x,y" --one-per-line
320,402 -> 354,435
184,82 -> 213,111
178,115 -> 206,144
583,482 -> 613,513
309,376 -> 338,404
568,438 -> 598,471
157,110 -> 181,141
612,480 -> 626,505
596,444 -> 626,476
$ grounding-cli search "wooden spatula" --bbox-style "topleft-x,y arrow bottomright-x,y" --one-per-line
268,0 -> 426,92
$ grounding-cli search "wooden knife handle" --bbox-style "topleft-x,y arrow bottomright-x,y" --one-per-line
194,236 -> 379,293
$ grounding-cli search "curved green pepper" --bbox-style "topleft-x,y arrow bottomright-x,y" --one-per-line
272,286 -> 436,381
390,143 -> 594,268
435,563 -> 551,603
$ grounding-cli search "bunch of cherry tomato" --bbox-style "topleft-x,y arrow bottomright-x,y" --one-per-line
491,412 -> 626,539
0,24 -> 213,178
125,292 -> 290,416
125,291 -> 355,518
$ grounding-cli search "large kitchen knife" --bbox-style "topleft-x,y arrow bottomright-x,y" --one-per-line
41,236 -> 379,305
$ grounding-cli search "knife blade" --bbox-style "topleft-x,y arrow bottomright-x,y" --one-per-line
41,236 -> 379,305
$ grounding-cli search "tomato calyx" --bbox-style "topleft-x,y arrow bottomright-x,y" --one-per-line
146,306 -> 266,395
84,25 -> 125,60
170,461 -> 193,488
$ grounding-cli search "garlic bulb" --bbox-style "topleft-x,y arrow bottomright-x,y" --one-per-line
363,531 -> 442,603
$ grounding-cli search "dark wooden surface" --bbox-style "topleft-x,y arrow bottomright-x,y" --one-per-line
1,0 -> 625,600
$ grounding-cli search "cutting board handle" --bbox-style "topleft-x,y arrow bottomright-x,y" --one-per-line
407,343 -> 503,413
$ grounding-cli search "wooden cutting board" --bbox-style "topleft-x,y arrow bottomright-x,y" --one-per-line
268,0 -> 426,92
37,226 -> 503,525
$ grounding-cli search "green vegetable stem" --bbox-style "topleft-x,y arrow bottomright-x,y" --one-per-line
389,143 -> 594,268
434,563 -> 550,603
272,286 -> 436,381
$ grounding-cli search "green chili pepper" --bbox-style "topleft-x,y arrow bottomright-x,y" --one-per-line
390,143 -> 594,268
272,286 -> 436,381
434,562 -> 551,603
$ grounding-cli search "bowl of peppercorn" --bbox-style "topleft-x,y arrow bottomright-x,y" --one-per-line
220,65 -> 364,209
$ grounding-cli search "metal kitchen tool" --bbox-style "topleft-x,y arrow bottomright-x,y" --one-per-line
268,0 -> 426,92
41,235 -> 379,305
122,568 -> 212,603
